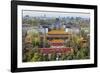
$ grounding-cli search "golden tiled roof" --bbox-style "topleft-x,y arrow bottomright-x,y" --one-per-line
49,39 -> 64,43
48,29 -> 70,35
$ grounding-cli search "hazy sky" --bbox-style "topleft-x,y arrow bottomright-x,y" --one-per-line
22,10 -> 90,18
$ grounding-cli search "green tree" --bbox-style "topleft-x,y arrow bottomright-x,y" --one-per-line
31,53 -> 42,62
51,53 -> 56,61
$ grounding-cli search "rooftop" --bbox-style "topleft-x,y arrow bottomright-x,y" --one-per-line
48,29 -> 71,35
49,39 -> 64,43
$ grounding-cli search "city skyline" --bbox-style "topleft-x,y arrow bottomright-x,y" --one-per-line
23,10 -> 90,19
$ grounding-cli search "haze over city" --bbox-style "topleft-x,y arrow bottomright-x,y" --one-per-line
23,10 -> 90,19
